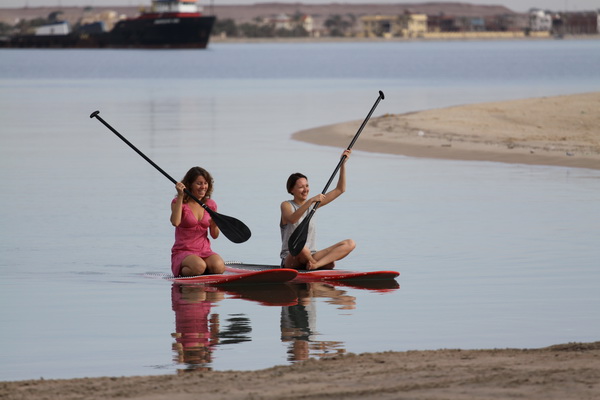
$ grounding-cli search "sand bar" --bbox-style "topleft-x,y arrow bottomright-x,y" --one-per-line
294,92 -> 600,170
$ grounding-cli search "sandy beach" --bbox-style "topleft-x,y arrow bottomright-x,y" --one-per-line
294,92 -> 600,170
2,93 -> 599,399
2,342 -> 599,399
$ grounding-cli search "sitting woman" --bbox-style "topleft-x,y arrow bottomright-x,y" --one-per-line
170,167 -> 225,277
279,149 -> 356,270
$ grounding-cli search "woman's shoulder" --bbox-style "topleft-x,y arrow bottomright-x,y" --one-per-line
205,198 -> 217,210
281,200 -> 300,213
171,196 -> 187,205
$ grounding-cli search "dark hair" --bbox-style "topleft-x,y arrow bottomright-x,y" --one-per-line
181,167 -> 214,202
286,172 -> 307,194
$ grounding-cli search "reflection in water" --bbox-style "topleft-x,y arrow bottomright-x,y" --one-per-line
218,314 -> 252,345
281,282 -> 359,362
171,283 -> 252,373
220,283 -> 299,306
171,284 -> 222,372
171,280 -> 399,370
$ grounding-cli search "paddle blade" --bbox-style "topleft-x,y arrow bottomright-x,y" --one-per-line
209,210 -> 252,244
288,215 -> 311,256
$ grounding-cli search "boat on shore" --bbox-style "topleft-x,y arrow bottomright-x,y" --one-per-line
0,0 -> 215,49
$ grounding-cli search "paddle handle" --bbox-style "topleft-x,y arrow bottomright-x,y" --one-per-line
313,90 -> 385,206
90,111 -> 210,213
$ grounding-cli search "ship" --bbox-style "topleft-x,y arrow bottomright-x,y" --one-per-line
0,0 -> 215,49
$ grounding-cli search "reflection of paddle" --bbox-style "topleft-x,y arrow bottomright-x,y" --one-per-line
90,111 -> 251,244
288,91 -> 385,256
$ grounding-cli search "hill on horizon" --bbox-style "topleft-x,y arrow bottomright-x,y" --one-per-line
0,2 -> 517,26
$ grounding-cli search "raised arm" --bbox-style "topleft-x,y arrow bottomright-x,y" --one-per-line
319,149 -> 351,208
170,182 -> 186,227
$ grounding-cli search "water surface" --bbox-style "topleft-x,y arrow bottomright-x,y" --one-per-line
1,40 -> 599,381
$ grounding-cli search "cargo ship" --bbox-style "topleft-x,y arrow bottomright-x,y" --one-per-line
0,0 -> 215,49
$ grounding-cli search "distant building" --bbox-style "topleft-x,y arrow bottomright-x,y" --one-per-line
486,13 -> 527,32
360,15 -> 392,37
300,15 -> 314,35
397,12 -> 427,37
361,12 -> 427,38
529,9 -> 552,31
563,12 -> 599,34
79,10 -> 122,32
427,15 -> 458,32
417,12 -> 528,34
552,11 -> 599,35
35,21 -> 70,35
455,16 -> 486,32
269,13 -> 293,30
262,13 -> 313,34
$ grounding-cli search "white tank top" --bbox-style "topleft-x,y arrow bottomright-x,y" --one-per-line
280,200 -> 316,260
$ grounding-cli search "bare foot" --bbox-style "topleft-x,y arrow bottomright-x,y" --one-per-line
319,261 -> 335,270
308,260 -> 335,270
307,260 -> 318,270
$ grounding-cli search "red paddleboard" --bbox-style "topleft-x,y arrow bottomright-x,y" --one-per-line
225,263 -> 399,283
167,268 -> 298,285
292,269 -> 399,282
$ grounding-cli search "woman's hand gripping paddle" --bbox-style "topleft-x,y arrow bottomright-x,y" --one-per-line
287,90 -> 385,256
90,111 -> 251,244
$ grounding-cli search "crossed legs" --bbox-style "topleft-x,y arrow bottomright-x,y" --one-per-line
283,239 -> 356,271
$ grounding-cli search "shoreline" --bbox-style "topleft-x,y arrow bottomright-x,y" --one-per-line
2,341 -> 599,399
211,34 -> 600,44
293,92 -> 600,170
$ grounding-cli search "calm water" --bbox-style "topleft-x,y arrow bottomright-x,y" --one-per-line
1,40 -> 599,381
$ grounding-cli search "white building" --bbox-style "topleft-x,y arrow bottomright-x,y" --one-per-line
529,9 -> 552,31
35,21 -> 71,36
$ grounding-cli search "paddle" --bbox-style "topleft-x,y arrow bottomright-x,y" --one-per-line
90,110 -> 251,244
287,90 -> 385,256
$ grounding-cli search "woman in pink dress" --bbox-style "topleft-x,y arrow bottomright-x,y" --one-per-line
170,167 -> 225,277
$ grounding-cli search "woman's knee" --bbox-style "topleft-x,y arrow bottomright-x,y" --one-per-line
344,239 -> 356,252
207,255 -> 225,274
181,256 -> 207,276
210,262 -> 225,274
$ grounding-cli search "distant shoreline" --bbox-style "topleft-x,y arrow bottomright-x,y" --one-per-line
211,34 -> 600,44
293,92 -> 600,170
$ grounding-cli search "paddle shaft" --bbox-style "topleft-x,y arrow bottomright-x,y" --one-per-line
288,90 -> 385,256
90,111 -> 208,209
311,90 -> 385,208
89,110 -> 251,243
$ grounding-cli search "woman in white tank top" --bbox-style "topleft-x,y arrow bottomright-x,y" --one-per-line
279,149 -> 356,270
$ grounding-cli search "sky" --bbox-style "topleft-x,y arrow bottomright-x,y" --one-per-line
1,0 -> 599,13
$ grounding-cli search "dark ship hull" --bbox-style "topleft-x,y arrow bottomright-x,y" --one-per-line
1,15 -> 215,49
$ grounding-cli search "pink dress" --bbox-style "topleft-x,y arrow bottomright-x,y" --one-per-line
171,198 -> 218,277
